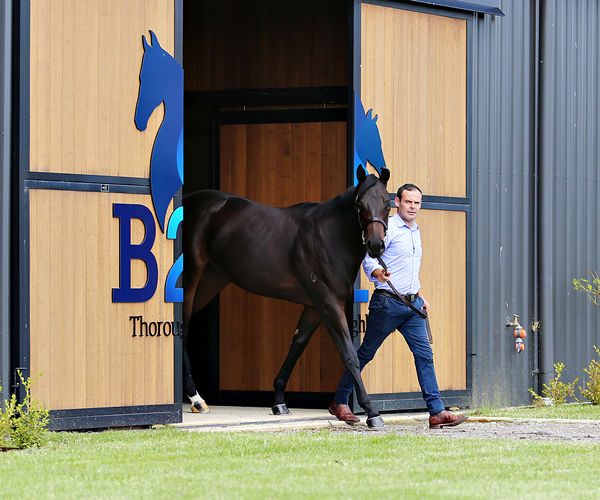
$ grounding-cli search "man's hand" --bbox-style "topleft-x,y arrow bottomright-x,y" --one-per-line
420,296 -> 430,314
372,268 -> 391,283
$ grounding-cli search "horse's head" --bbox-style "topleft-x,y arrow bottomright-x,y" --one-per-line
135,31 -> 168,131
355,96 -> 386,179
357,109 -> 386,170
354,165 -> 391,258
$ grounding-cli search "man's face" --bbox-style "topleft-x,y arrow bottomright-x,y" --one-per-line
395,189 -> 422,224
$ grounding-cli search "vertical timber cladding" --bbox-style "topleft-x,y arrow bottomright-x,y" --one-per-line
29,0 -> 176,410
219,122 -> 347,392
359,3 -> 467,394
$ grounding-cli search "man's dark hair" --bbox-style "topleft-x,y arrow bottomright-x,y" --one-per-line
397,183 -> 423,200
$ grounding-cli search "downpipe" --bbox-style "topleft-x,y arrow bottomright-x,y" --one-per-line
536,0 -> 555,390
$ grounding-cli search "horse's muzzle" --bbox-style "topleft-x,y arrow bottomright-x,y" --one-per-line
366,238 -> 385,258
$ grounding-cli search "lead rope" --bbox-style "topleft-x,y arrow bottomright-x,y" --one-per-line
376,256 -> 433,344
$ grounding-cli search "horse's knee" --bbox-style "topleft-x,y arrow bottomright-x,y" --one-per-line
345,352 -> 362,372
290,328 -> 312,348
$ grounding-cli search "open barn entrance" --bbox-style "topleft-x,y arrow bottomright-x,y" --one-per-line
182,0 -> 349,408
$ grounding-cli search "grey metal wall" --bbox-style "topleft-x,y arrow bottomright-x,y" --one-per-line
471,0 -> 600,406
539,0 -> 600,389
471,0 -> 538,406
0,0 -> 11,405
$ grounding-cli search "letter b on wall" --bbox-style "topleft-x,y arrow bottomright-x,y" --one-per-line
112,203 -> 158,302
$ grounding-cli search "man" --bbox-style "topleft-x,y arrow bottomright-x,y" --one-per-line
329,183 -> 468,429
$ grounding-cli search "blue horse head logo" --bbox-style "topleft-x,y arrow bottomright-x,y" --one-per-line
354,93 -> 386,185
134,30 -> 183,233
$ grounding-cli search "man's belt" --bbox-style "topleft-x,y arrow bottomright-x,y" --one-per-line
374,289 -> 418,303
375,257 -> 433,344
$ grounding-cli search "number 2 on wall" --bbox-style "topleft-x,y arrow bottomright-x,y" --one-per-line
165,206 -> 183,303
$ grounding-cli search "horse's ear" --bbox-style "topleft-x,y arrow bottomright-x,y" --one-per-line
373,114 -> 378,123
150,30 -> 160,47
366,109 -> 373,119
379,167 -> 390,185
357,165 -> 367,183
142,35 -> 149,50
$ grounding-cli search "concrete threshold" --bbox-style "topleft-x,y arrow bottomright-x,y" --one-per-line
170,404 -> 430,433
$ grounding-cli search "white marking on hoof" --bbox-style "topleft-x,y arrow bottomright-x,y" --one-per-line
189,393 -> 210,413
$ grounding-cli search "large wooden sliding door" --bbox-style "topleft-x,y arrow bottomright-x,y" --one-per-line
356,2 -> 470,407
27,0 -> 178,423
218,119 -> 346,393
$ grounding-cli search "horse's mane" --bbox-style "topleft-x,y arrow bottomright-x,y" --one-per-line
183,175 -> 381,223
297,174 -> 380,221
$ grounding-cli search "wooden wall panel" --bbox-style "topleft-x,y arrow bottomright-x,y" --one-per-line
360,4 -> 467,198
30,0 -> 175,176
356,4 -> 468,397
219,122 -> 347,392
29,191 -> 175,410
183,0 -> 347,91
419,210 -> 467,390
360,209 -> 467,393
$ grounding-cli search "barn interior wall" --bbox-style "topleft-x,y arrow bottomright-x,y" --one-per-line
182,0 -> 350,404
183,0 -> 348,196
183,0 -> 347,93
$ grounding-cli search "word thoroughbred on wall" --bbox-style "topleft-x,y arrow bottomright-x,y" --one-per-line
112,31 -> 183,303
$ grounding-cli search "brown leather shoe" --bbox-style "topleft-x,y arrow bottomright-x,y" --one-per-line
329,401 -> 360,424
429,410 -> 468,429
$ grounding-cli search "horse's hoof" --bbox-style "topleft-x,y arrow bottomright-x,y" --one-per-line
191,402 -> 210,413
272,404 -> 291,415
366,415 -> 385,429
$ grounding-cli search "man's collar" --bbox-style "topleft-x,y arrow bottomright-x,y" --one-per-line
392,212 -> 418,231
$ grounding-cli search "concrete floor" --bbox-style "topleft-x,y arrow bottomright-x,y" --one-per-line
171,404 -> 429,432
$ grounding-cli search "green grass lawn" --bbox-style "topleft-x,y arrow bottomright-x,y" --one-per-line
469,402 -> 600,420
1,426 -> 599,499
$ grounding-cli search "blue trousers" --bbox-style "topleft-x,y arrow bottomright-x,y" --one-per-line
334,292 -> 445,416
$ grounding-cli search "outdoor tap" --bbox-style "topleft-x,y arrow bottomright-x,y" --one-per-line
506,314 -> 521,328
506,314 -> 526,354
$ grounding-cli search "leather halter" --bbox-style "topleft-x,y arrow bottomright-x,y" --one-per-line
358,216 -> 388,246
353,177 -> 389,245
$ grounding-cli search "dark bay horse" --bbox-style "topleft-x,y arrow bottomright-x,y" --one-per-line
183,165 -> 391,427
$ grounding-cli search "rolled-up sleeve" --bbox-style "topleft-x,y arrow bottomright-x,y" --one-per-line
362,255 -> 383,282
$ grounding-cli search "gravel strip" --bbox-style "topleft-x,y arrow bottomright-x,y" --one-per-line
328,419 -> 600,443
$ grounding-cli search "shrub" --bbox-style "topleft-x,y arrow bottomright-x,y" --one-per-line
0,371 -> 49,449
529,362 -> 578,405
527,388 -> 547,407
579,345 -> 600,405
573,271 -> 600,306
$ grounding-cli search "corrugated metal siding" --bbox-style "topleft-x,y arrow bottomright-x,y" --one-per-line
471,0 -> 538,406
472,0 -> 600,406
539,0 -> 600,389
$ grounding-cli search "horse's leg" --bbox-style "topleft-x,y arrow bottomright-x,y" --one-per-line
182,346 -> 209,413
183,263 -> 229,413
272,307 -> 321,415
317,298 -> 384,428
